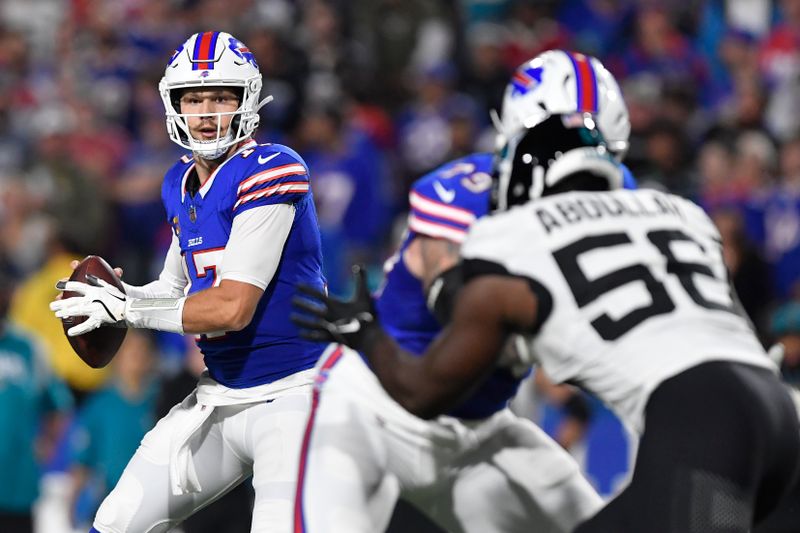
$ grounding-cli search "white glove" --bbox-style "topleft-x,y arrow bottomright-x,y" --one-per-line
50,275 -> 127,336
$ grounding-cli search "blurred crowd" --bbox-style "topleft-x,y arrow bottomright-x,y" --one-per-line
3,0 -> 800,531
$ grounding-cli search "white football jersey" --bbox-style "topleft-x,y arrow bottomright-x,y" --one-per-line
461,188 -> 775,433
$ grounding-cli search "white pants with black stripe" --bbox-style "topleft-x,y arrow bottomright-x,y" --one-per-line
295,346 -> 603,533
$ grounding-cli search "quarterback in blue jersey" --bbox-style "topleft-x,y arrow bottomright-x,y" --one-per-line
51,31 -> 327,533
291,51 -> 632,533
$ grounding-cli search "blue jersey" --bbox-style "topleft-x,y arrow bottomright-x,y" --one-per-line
162,141 -> 326,388
376,153 -> 523,419
376,154 -> 639,419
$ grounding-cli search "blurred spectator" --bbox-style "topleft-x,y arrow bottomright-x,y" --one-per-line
10,233 -> 108,402
299,0 -> 355,108
612,6 -> 708,102
110,110 -> 179,285
244,28 -> 309,137
754,302 -> 800,529
636,119 -> 693,196
556,0 -> 633,57
743,136 -> 800,300
460,23 -> 511,118
396,63 -> 480,184
68,329 -> 158,528
733,130 -> 777,197
696,140 -> 737,210
299,104 -> 393,293
460,0 -> 514,26
708,75 -> 771,147
696,0 -> 774,105
0,272 -> 73,533
350,0 -> 453,109
760,0 -> 800,140
25,104 -> 112,262
704,28 -> 761,112
712,207 -> 775,340
771,302 -> 800,385
501,0 -> 570,69
619,73 -> 662,174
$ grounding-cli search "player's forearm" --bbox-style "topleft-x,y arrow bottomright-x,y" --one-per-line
122,280 -> 261,335
181,285 -> 256,333
361,328 -> 456,419
122,277 -> 185,299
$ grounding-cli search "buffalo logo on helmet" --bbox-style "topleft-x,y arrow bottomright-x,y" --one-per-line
509,64 -> 544,97
227,37 -> 258,69
167,44 -> 185,68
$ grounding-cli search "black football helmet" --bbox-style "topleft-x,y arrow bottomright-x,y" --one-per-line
490,112 -> 622,212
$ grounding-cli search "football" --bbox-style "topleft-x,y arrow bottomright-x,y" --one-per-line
61,255 -> 128,368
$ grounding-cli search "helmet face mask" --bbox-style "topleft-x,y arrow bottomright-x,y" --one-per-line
490,113 -> 622,212
159,32 -> 273,160
497,50 -> 631,162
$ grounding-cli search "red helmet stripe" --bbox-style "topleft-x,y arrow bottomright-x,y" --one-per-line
193,31 -> 216,70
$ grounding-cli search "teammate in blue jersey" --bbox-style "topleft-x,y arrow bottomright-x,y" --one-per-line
50,31 -> 328,533
291,51 -> 632,533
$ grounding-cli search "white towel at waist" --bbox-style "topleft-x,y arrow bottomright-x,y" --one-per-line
169,391 -> 214,495
168,368 -> 316,495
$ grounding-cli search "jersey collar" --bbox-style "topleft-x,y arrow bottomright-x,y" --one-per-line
181,139 -> 258,202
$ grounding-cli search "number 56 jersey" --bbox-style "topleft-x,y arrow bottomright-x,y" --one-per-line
461,188 -> 775,433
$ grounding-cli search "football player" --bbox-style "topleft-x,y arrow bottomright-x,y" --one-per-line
289,52 -> 631,533
293,112 -> 800,532
50,31 -> 328,532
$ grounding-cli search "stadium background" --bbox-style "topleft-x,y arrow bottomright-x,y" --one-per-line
1,0 -> 800,531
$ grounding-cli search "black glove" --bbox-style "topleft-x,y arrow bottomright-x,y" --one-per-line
291,265 -> 378,350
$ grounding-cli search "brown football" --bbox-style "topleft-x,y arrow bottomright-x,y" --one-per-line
61,255 -> 127,368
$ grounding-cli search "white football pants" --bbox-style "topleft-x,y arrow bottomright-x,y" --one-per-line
295,346 -> 603,533
92,376 -> 313,533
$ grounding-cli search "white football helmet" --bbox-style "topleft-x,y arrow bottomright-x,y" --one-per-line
159,31 -> 273,160
495,50 -> 630,161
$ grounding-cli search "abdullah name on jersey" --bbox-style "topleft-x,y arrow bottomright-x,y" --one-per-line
162,140 -> 327,388
460,187 -> 775,433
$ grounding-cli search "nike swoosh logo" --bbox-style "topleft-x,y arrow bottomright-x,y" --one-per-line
432,180 -> 456,204
258,153 -> 280,165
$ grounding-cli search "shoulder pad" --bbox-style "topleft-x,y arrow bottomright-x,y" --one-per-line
232,143 -> 310,214
408,154 -> 493,242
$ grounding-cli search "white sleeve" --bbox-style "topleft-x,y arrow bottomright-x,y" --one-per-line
218,204 -> 295,290
122,234 -> 188,299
